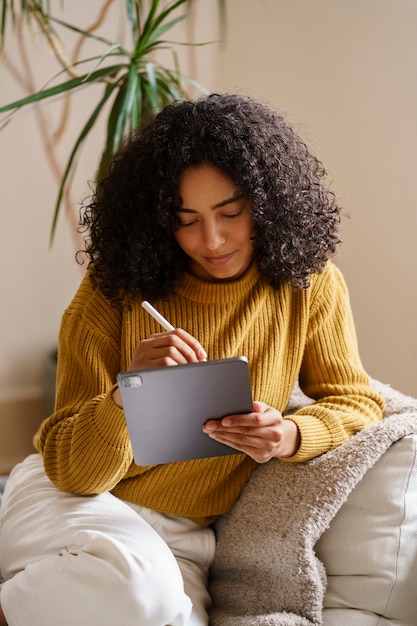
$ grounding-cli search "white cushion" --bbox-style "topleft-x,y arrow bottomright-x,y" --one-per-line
315,434 -> 417,625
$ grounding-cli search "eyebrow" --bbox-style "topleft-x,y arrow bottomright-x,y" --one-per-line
177,191 -> 244,213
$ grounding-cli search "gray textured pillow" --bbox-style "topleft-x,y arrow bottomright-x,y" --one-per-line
209,380 -> 417,626
316,434 -> 417,625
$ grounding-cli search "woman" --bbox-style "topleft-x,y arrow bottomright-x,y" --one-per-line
0,93 -> 384,626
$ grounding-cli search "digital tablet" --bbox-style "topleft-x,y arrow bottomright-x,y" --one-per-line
117,356 -> 253,465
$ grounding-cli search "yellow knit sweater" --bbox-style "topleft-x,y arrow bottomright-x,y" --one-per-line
35,261 -> 384,524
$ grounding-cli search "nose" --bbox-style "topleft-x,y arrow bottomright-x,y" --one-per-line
202,221 -> 226,250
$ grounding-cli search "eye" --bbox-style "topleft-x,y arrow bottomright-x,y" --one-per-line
224,207 -> 244,219
178,218 -> 199,228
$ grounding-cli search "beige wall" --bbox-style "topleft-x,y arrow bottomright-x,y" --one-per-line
216,0 -> 417,398
0,1 -> 220,472
0,0 -> 416,470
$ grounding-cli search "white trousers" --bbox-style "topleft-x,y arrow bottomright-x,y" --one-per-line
0,454 -> 215,626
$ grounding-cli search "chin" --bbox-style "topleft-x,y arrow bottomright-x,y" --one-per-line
209,268 -> 244,282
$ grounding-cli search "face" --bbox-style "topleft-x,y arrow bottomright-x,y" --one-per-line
174,165 -> 254,282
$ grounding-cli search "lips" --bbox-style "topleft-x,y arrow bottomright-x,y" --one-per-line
204,253 -> 234,265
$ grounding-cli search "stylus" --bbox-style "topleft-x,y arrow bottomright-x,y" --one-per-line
142,301 -> 175,331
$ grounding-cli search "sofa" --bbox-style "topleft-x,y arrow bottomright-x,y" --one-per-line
1,379 -> 416,625
209,379 -> 417,625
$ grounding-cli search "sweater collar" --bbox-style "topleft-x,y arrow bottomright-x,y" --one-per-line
176,262 -> 262,304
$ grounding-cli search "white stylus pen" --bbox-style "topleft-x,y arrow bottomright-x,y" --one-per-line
142,300 -> 207,360
142,300 -> 175,331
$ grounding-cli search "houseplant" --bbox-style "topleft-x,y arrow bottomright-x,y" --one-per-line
0,0 -> 211,242
1,0 -> 216,415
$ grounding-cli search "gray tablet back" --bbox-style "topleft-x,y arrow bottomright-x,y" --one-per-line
117,356 -> 253,465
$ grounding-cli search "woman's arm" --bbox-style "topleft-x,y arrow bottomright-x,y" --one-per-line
284,262 -> 384,461
35,273 -> 133,495
202,263 -> 384,464
36,272 -> 208,494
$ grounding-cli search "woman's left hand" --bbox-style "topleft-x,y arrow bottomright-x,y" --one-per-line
202,400 -> 300,463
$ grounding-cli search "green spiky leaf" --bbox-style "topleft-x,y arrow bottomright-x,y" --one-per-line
0,0 -> 217,242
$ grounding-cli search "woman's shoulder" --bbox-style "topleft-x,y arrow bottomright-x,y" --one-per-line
65,268 -> 103,308
269,261 -> 346,302
62,268 -> 123,328
309,260 -> 348,291
304,261 -> 351,316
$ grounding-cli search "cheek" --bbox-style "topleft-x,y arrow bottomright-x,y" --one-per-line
173,230 -> 183,249
242,215 -> 255,241
174,230 -> 194,255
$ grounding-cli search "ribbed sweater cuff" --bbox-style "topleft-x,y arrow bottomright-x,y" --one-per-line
282,414 -> 336,463
93,385 -> 131,448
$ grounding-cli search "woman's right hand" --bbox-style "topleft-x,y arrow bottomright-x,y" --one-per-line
128,329 -> 207,370
113,329 -> 206,408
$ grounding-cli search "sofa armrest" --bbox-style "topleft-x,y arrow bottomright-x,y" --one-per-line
316,432 -> 417,624
209,379 -> 417,626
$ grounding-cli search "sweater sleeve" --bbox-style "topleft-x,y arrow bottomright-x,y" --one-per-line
34,272 -> 134,494
284,263 -> 384,462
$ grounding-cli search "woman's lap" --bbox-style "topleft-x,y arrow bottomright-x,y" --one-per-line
0,454 -> 213,626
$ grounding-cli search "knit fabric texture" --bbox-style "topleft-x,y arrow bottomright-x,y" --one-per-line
34,262 -> 383,524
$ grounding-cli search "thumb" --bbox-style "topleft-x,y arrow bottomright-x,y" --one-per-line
252,400 -> 267,413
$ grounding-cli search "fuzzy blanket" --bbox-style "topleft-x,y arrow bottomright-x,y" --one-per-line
209,380 -> 417,626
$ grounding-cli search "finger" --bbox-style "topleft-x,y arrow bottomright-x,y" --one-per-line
203,415 -> 257,434
149,330 -> 206,362
252,400 -> 267,413
131,345 -> 192,369
208,428 -> 281,447
206,423 -> 282,445
137,349 -> 189,368
173,328 -> 207,361
217,406 -> 281,429
205,430 -> 280,462
132,331 -> 205,368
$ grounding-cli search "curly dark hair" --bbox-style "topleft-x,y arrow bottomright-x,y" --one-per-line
80,92 -> 342,302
